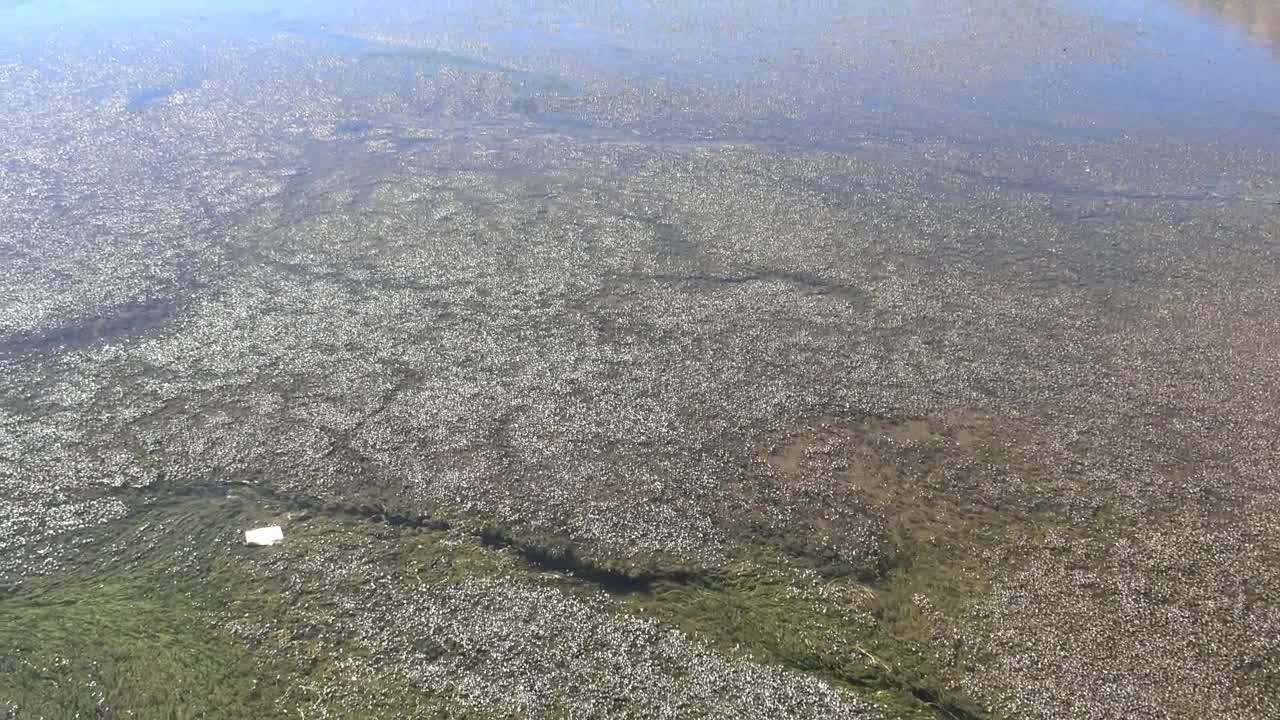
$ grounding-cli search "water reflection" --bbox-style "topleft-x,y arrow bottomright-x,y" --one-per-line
1178,0 -> 1280,52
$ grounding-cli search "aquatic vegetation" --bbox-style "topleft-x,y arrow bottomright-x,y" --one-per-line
2,499 -> 893,719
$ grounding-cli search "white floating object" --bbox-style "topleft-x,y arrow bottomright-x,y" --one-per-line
244,525 -> 284,546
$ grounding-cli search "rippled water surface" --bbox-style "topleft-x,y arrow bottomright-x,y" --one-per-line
1,2 -> 1278,720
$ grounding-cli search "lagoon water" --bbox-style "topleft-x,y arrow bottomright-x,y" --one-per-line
1,2 -> 1279,719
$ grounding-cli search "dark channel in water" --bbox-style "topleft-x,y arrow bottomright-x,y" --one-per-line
126,86 -> 177,112
0,296 -> 184,359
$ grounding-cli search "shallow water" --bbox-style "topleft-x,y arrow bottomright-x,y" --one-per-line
2,2 -> 1279,720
